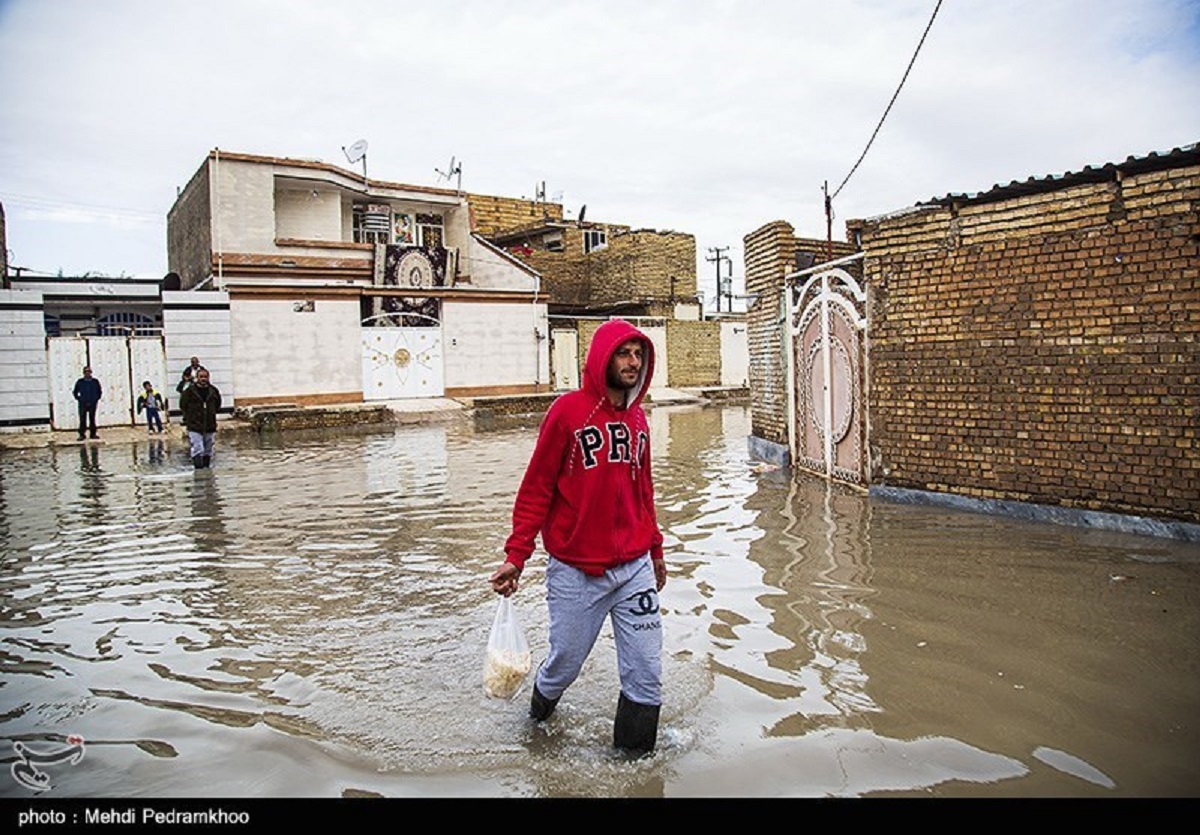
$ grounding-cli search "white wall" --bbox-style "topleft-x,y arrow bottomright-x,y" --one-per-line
229,296 -> 362,401
212,158 -> 278,256
275,186 -> 342,241
162,290 -> 234,404
0,289 -> 50,429
442,301 -> 548,390
465,236 -> 539,291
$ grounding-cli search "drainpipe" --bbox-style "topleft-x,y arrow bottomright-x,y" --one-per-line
532,281 -> 542,389
213,148 -> 224,291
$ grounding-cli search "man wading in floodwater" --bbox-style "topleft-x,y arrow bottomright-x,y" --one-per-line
489,318 -> 668,756
179,368 -> 221,469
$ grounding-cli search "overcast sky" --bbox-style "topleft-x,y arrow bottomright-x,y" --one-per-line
1,0 -> 1197,310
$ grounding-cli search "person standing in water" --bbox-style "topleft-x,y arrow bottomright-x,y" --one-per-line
489,318 -> 667,756
178,367 -> 221,469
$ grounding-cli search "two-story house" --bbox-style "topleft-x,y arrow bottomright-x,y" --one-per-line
166,149 -> 551,408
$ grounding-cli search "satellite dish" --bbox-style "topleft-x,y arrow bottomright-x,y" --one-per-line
578,204 -> 587,223
435,155 -> 460,181
434,155 -> 463,193
343,139 -> 368,164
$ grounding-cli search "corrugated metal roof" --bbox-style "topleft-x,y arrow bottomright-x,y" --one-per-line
927,142 -> 1200,208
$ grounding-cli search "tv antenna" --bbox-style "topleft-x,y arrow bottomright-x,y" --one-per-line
342,139 -> 369,188
435,155 -> 462,193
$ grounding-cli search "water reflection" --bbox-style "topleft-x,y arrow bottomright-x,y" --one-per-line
0,405 -> 1197,798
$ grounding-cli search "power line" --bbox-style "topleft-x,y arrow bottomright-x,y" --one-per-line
831,0 -> 943,200
0,191 -> 161,223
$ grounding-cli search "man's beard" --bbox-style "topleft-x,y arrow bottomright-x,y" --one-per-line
607,367 -> 638,390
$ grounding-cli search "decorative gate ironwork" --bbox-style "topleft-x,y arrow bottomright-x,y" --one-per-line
786,259 -> 868,484
361,312 -> 444,400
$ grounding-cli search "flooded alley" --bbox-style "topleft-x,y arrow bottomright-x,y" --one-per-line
1,403 -> 1197,798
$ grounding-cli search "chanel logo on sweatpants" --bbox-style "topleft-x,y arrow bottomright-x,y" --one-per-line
626,588 -> 659,617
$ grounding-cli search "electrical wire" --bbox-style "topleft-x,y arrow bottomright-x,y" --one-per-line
0,191 -> 161,222
831,0 -> 943,200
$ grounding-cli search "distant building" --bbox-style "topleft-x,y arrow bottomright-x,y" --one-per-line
469,193 -> 746,392
167,150 -> 549,406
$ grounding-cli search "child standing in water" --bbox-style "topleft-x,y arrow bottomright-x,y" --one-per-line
137,381 -> 165,433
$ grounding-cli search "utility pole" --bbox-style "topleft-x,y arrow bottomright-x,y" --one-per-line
706,246 -> 732,314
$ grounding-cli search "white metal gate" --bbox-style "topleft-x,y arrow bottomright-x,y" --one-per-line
361,325 -> 444,400
786,261 -> 868,484
47,335 -> 168,430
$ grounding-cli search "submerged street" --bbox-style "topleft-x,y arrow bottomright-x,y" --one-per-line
1,403 -> 1198,798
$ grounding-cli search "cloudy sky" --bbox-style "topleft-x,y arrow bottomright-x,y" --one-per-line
1,0 -> 1197,309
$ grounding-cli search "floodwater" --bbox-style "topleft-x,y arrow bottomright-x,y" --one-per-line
1,404 -> 1197,799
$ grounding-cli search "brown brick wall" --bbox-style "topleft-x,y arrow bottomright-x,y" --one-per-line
666,319 -> 722,387
516,227 -> 695,310
467,193 -> 563,238
743,222 -> 857,446
167,160 -> 213,289
856,163 -> 1199,523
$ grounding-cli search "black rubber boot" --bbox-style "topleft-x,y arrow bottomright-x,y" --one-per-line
202,455 -> 211,468
193,455 -> 204,469
613,692 -> 660,756
529,684 -> 559,722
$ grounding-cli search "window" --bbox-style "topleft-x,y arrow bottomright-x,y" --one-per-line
98,312 -> 156,336
583,229 -> 607,253
544,232 -> 564,252
353,203 -> 392,245
416,213 -> 444,249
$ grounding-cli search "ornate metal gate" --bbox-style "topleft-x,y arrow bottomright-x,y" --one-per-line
361,313 -> 444,400
786,260 -> 868,484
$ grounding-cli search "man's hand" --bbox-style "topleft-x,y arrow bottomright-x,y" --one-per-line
490,562 -> 520,597
652,558 -> 667,592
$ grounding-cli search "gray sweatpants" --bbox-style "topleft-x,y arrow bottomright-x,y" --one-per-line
188,431 -> 215,459
536,554 -> 663,706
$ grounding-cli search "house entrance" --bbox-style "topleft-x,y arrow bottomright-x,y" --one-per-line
550,328 -> 579,391
786,264 -> 868,485
361,312 -> 444,400
47,335 -> 168,431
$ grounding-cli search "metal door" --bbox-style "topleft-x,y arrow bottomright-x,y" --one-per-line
787,266 -> 868,484
48,335 -> 167,430
551,328 -> 579,391
130,337 -> 170,417
47,338 -> 89,431
362,326 -> 444,399
638,323 -> 669,390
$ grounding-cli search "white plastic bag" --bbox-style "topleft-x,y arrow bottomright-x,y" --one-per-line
482,595 -> 532,700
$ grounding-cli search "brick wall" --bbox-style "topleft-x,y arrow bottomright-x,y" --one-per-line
507,227 -> 695,311
591,230 -> 696,308
743,222 -> 858,446
467,193 -> 563,238
852,160 -> 1199,523
666,319 -> 722,386
166,160 -> 213,289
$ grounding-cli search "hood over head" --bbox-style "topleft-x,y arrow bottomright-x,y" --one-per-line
583,318 -> 655,409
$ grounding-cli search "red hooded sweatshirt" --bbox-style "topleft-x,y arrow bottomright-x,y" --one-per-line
504,319 -> 665,576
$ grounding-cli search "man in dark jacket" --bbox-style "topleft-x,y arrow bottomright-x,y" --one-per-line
178,368 -> 221,469
72,366 -> 102,440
